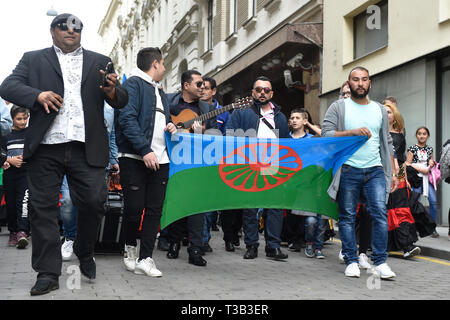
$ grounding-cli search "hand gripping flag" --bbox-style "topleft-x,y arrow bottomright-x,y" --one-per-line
160,133 -> 367,229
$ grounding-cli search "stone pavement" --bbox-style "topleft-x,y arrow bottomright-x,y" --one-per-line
0,225 -> 449,301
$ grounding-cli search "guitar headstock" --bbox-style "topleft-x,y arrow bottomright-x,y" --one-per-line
232,96 -> 253,110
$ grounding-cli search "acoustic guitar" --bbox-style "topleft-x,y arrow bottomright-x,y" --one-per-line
171,96 -> 253,133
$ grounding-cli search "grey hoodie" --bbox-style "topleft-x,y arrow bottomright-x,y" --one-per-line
321,98 -> 394,203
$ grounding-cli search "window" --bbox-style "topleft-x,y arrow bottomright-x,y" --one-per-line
353,0 -> 388,59
207,0 -> 214,50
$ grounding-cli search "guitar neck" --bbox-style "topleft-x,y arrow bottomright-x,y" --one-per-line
183,103 -> 235,128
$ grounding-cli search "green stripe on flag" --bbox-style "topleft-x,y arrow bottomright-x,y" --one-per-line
161,164 -> 337,229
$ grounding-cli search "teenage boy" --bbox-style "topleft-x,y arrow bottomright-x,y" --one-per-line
115,47 -> 176,277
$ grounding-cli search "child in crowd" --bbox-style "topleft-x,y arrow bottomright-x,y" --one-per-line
1,105 -> 30,249
406,126 -> 439,238
285,109 -> 325,258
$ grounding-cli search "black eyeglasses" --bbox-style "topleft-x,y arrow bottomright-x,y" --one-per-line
56,22 -> 82,33
254,87 -> 272,94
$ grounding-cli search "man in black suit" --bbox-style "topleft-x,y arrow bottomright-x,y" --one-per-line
0,13 -> 128,296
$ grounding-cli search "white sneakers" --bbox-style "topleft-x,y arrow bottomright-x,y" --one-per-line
374,263 -> 396,279
123,245 -> 162,277
358,253 -> 372,269
344,262 -> 360,278
61,239 -> 74,261
134,257 -> 163,277
123,245 -> 138,271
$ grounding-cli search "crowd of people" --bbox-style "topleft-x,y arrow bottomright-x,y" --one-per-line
0,13 -> 448,297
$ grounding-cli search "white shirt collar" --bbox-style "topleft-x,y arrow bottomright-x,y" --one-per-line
53,45 -> 83,56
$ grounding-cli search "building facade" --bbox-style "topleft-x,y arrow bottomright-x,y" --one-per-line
321,0 -> 450,225
98,0 -> 324,122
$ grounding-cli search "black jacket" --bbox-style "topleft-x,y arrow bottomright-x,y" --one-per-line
167,92 -> 216,130
0,47 -> 128,167
226,102 -> 289,138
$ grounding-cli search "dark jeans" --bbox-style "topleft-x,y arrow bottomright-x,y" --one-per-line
221,209 -> 243,243
167,213 -> 204,249
4,172 -> 30,233
27,142 -> 107,278
119,158 -> 168,259
243,208 -> 283,249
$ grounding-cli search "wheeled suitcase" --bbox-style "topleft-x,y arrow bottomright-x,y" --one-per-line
95,188 -> 125,255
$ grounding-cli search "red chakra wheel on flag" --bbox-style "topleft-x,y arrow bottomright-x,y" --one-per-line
219,143 -> 302,192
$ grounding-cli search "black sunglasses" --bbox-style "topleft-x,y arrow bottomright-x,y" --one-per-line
254,86 -> 272,94
194,81 -> 204,88
56,22 -> 82,33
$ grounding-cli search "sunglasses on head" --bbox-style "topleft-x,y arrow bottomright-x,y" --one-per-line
56,22 -> 82,33
254,86 -> 272,94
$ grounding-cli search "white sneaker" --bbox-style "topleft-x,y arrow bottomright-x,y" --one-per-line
123,245 -> 138,272
61,239 -> 74,261
403,246 -> 421,259
374,263 -> 396,279
134,257 -> 163,277
358,253 -> 372,269
338,250 -> 345,264
344,262 -> 360,278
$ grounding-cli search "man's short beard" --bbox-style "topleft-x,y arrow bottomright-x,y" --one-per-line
350,86 -> 370,99
253,96 -> 271,107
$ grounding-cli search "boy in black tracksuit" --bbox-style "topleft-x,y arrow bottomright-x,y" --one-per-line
1,105 -> 30,249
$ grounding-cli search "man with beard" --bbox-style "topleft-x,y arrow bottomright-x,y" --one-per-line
322,67 -> 398,279
226,76 -> 289,260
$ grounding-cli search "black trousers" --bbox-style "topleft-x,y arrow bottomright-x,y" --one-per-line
27,142 -> 107,278
221,209 -> 242,243
283,211 -> 305,245
119,158 -> 168,259
4,171 -> 30,233
167,213 -> 204,249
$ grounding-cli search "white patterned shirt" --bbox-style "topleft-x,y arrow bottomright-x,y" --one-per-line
41,45 -> 85,144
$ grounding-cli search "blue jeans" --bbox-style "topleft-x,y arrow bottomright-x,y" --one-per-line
412,181 -> 438,223
305,215 -> 323,250
337,165 -> 388,266
59,175 -> 78,240
243,208 -> 283,249
203,211 -> 215,245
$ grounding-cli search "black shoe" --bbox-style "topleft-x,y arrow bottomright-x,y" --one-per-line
225,241 -> 235,252
30,278 -> 59,296
167,242 -> 180,259
266,247 -> 288,260
188,247 -> 207,266
202,243 -> 213,253
157,237 -> 169,251
243,246 -> 258,259
79,257 -> 96,280
288,242 -> 301,252
232,239 -> 240,247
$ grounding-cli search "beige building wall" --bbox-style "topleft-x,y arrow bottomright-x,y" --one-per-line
322,0 -> 450,94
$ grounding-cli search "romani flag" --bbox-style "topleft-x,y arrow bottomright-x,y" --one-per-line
160,133 -> 367,229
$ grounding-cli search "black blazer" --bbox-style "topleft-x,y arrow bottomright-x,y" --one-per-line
0,47 -> 128,167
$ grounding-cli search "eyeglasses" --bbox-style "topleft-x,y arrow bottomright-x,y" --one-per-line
56,22 -> 82,33
194,81 -> 204,88
254,87 -> 272,94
